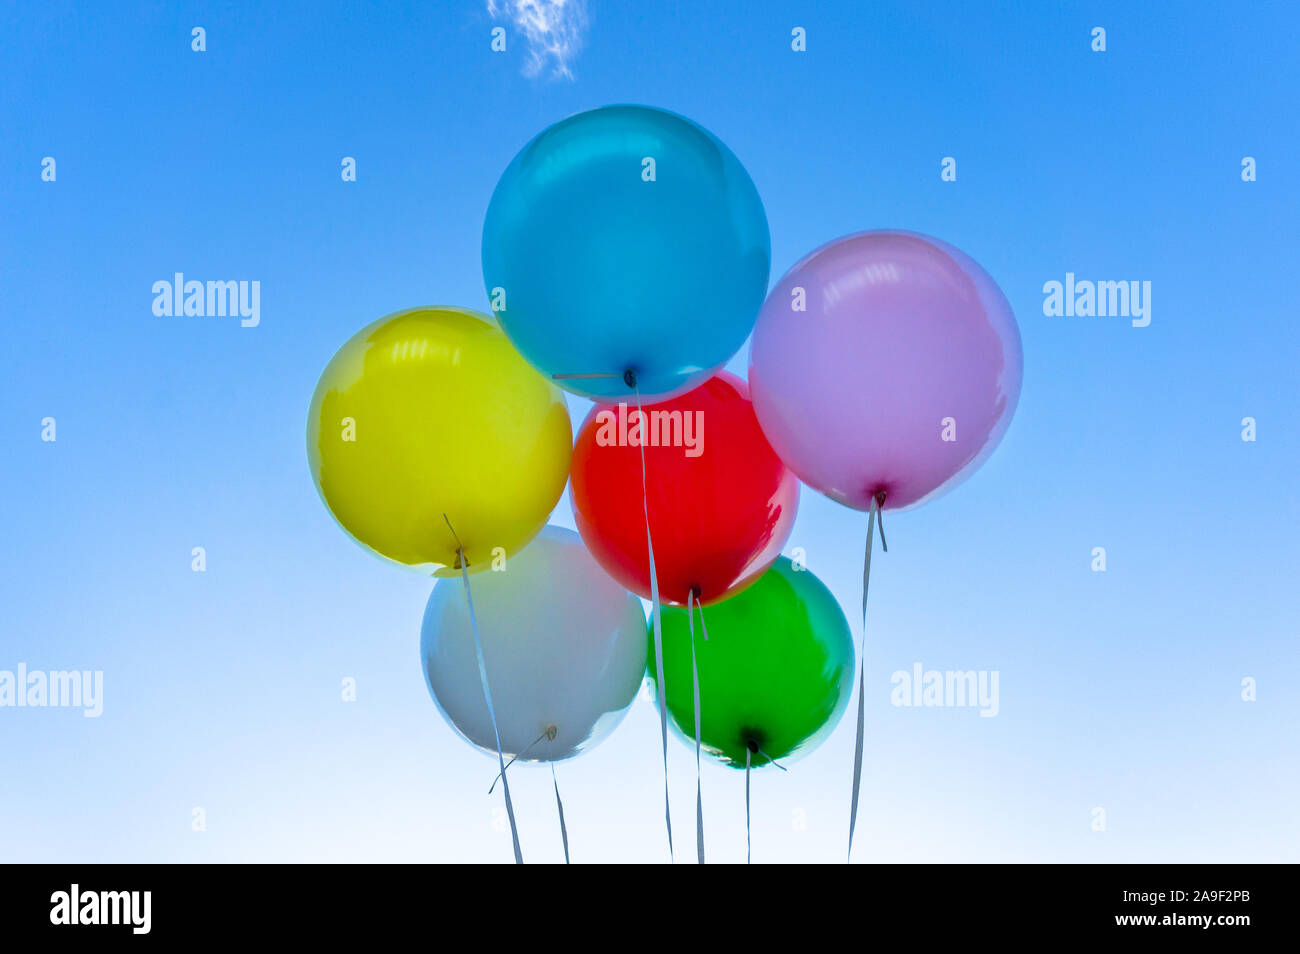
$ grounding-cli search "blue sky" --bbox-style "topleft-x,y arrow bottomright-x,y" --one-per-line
1,0 -> 1297,862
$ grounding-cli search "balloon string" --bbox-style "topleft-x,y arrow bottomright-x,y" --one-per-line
489,725 -> 556,794
688,589 -> 705,864
696,596 -> 710,642
633,377 -> 673,861
745,746 -> 752,865
551,763 -> 570,864
756,746 -> 788,771
847,492 -> 885,863
444,514 -> 522,865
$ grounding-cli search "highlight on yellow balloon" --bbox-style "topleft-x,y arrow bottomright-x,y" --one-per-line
307,306 -> 572,576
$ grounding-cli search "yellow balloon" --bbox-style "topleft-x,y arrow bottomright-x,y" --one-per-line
307,306 -> 572,576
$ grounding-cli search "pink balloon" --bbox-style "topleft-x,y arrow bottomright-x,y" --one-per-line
749,231 -> 1022,511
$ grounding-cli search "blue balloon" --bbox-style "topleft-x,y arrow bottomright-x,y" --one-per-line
482,105 -> 771,401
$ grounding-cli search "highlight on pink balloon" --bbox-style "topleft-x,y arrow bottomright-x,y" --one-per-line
749,230 -> 1023,511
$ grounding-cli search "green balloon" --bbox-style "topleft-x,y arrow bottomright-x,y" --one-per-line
648,557 -> 854,769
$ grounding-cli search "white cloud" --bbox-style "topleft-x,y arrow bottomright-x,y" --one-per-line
488,0 -> 588,80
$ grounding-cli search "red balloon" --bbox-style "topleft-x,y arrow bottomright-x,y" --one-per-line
571,371 -> 798,606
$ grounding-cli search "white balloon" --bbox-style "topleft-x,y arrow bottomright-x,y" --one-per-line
421,525 -> 647,762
